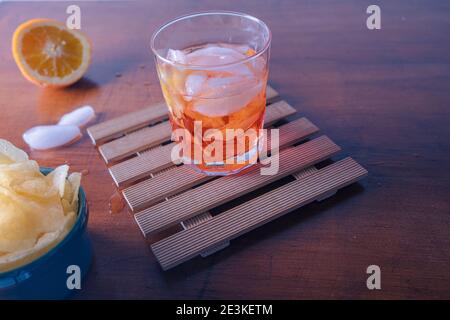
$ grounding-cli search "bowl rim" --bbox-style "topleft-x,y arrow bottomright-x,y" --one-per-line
0,167 -> 88,277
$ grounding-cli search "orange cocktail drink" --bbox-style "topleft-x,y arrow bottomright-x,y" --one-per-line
152,12 -> 271,175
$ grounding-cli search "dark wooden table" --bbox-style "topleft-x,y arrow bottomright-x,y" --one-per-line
1,0 -> 449,299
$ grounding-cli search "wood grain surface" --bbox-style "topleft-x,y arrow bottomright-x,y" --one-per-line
0,0 -> 449,299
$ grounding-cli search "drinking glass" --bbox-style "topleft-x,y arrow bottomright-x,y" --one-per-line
151,11 -> 271,175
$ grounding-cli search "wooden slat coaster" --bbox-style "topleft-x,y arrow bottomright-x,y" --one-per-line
151,157 -> 368,270
87,84 -> 368,271
124,117 -> 319,212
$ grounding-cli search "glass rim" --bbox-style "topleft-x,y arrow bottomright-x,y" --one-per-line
150,11 -> 272,70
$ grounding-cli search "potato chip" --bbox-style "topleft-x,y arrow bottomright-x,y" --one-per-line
0,139 -> 28,163
0,160 -> 40,183
61,198 -> 72,215
0,185 -> 66,242
62,181 -> 73,203
0,192 -> 40,253
47,164 -> 69,197
68,172 -> 81,206
0,140 -> 82,272
0,231 -> 60,273
12,178 -> 56,200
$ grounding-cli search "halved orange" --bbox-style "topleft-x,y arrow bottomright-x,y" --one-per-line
12,19 -> 91,88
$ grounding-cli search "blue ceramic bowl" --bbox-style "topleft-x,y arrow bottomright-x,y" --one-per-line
0,168 -> 92,300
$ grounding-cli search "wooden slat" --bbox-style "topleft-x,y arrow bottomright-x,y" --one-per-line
109,100 -> 297,186
135,136 -> 340,236
151,157 -> 368,270
181,212 -> 213,230
266,85 -> 279,103
109,143 -> 175,187
292,166 -> 318,179
262,100 -> 296,125
99,121 -> 172,164
123,117 -> 319,212
87,85 -> 279,145
87,103 -> 168,145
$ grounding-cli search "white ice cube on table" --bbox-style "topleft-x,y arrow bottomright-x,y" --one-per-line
58,105 -> 95,127
23,125 -> 82,150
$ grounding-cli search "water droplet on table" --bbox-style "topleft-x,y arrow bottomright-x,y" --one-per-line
109,191 -> 125,214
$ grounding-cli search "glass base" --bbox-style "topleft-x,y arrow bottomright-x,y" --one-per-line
187,162 -> 255,176
184,142 -> 260,176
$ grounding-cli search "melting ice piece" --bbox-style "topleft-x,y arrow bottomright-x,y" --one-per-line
186,46 -> 246,66
58,105 -> 95,127
201,75 -> 258,98
167,49 -> 187,64
182,44 -> 264,115
193,81 -> 262,117
23,125 -> 82,150
185,73 -> 207,97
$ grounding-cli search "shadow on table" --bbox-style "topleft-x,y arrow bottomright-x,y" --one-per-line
37,77 -> 100,118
